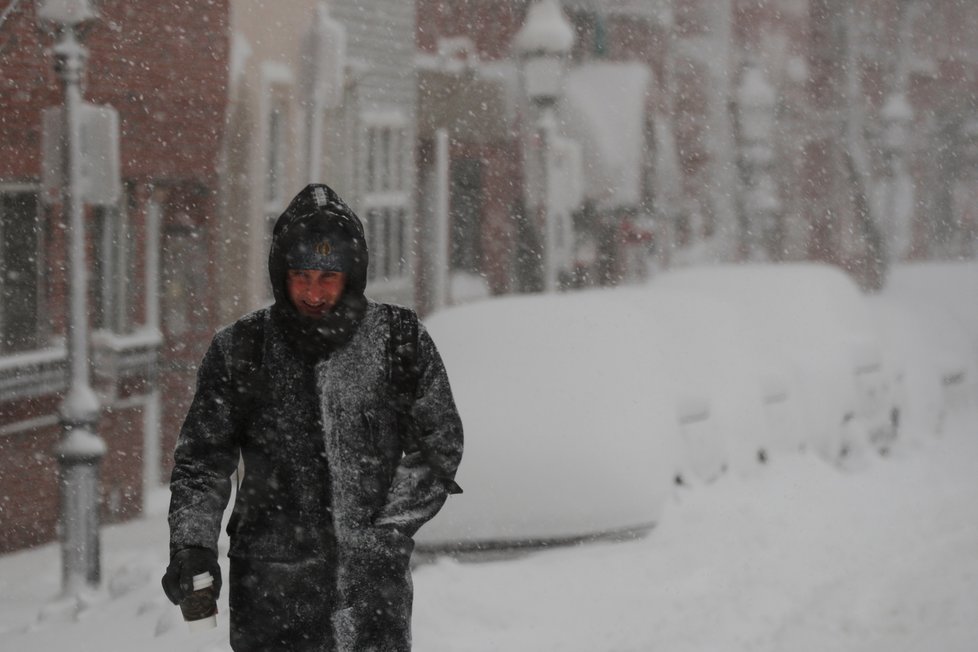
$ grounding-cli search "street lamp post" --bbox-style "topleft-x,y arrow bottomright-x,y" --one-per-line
514,0 -> 574,293
39,0 -> 107,592
735,62 -> 781,261
880,91 -> 913,261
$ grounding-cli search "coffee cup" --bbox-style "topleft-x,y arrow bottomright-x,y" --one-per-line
179,572 -> 218,631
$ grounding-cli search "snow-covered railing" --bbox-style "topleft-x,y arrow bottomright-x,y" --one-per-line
0,329 -> 162,408
0,344 -> 67,403
90,328 -> 162,389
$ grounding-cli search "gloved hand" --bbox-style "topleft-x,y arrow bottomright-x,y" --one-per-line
161,547 -> 222,605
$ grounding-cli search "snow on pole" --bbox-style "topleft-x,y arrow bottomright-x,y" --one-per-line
39,0 -> 107,593
431,128 -> 451,311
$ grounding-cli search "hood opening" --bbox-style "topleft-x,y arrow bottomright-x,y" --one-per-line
267,184 -> 370,355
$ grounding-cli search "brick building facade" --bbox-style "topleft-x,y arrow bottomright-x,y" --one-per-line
0,0 -> 229,553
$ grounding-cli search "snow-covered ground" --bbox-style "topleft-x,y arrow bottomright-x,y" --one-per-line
413,409 -> 978,652
0,262 -> 975,651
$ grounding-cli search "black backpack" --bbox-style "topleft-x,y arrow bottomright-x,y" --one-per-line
229,305 -> 460,492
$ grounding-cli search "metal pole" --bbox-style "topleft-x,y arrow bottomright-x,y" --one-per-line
142,198 -> 162,504
53,24 -> 106,593
539,107 -> 558,293
431,128 -> 451,311
308,84 -> 324,183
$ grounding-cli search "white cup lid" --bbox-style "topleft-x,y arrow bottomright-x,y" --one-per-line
191,572 -> 214,591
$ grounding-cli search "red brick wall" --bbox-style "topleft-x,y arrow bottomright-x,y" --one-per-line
416,0 -> 530,59
479,143 -> 523,295
1,1 -> 228,183
99,403 -> 146,524
0,397 -> 148,550
0,397 -> 62,552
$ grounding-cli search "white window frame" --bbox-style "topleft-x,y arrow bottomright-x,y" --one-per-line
259,62 -> 295,300
262,69 -> 292,201
260,62 -> 294,214
360,110 -> 411,287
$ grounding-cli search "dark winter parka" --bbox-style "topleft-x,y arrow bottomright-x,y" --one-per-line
167,184 -> 464,651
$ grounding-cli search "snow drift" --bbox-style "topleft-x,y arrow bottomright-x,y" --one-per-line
415,262 -> 976,550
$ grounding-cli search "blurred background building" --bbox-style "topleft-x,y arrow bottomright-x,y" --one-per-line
1,0 -> 976,553
0,0 -> 229,553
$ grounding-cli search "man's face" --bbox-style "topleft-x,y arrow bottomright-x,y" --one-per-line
286,269 -> 347,319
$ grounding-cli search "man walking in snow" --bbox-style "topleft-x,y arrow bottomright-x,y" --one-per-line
161,183 -> 463,651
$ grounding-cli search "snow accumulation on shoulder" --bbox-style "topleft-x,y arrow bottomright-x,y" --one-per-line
417,262 -> 978,549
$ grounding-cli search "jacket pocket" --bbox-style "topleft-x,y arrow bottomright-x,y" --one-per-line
360,412 -> 395,501
333,527 -> 414,651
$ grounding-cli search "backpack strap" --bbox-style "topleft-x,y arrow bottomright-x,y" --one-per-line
229,313 -> 266,430
387,303 -> 421,445
387,304 -> 462,494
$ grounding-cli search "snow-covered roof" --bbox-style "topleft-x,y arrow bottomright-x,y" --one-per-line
560,61 -> 652,210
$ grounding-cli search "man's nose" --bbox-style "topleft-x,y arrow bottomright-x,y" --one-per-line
305,282 -> 328,304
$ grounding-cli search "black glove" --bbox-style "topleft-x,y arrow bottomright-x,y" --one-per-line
161,547 -> 222,605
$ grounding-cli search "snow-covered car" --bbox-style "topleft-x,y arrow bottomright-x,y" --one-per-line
652,263 -> 903,466
416,291 -> 680,551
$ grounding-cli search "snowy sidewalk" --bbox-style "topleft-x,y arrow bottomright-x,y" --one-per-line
412,409 -> 978,652
1,409 -> 975,651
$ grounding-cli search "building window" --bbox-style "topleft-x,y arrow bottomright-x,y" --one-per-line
361,113 -> 410,283
0,189 -> 42,354
91,200 -> 133,334
365,206 -> 408,280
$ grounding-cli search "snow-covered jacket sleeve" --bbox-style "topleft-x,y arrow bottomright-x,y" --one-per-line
167,330 -> 241,555
373,321 -> 463,537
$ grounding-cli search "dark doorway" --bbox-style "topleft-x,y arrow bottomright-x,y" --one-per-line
450,158 -> 484,273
